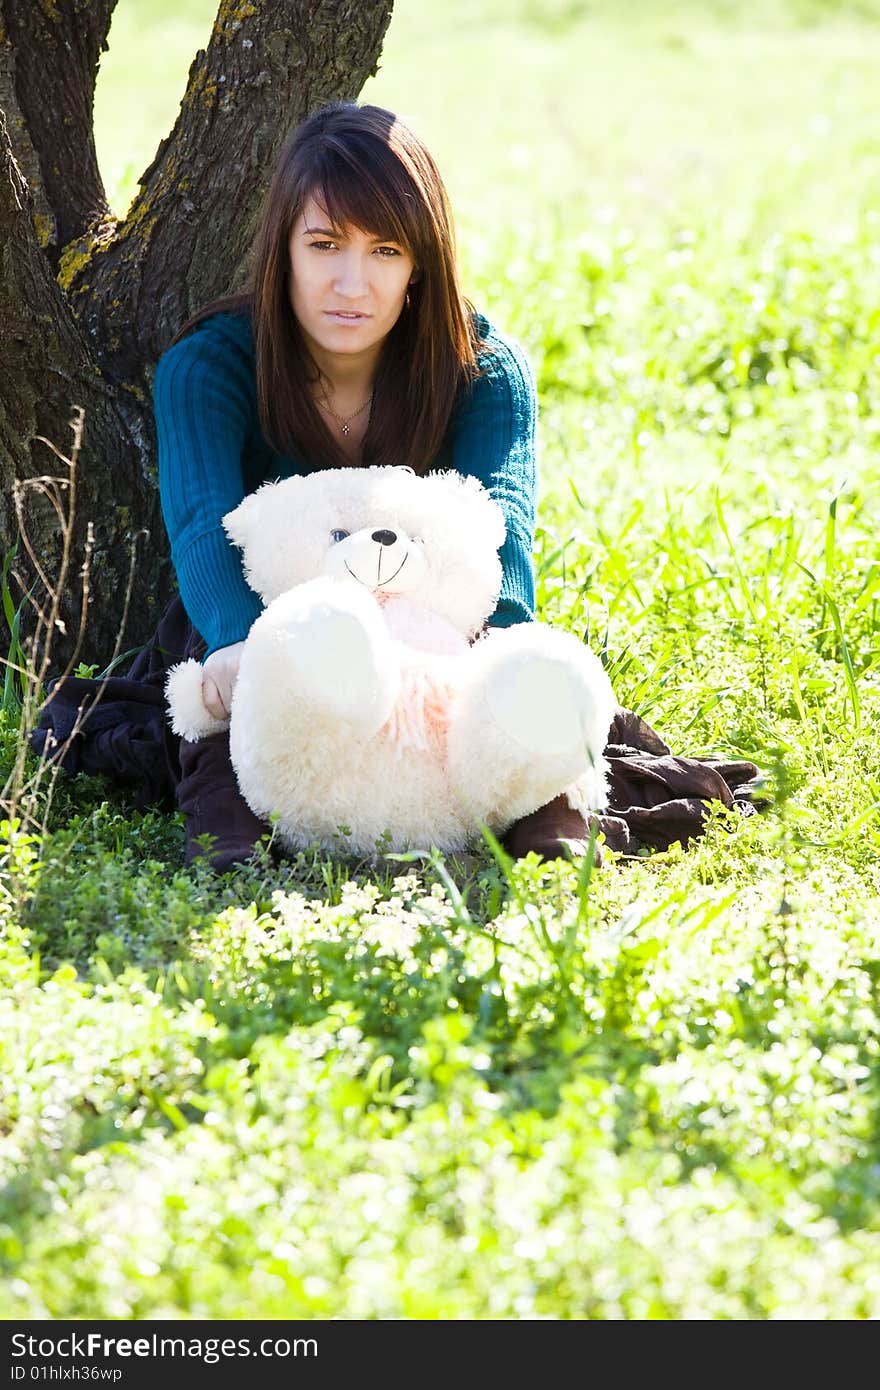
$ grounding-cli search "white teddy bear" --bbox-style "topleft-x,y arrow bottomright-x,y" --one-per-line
166,466 -> 616,856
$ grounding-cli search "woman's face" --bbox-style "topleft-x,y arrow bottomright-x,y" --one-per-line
288,196 -> 415,365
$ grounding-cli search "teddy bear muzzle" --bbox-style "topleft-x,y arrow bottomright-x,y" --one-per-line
325,523 -> 427,596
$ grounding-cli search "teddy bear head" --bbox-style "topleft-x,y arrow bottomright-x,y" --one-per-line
223,465 -> 507,639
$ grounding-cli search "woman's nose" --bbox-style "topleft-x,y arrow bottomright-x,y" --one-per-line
333,252 -> 369,297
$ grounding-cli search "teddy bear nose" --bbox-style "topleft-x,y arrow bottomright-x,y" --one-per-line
372,530 -> 397,546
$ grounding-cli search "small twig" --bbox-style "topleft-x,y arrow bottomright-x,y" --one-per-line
2,408 -> 141,902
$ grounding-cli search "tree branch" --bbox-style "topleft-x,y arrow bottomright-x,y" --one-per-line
62,0 -> 394,383
0,0 -> 117,263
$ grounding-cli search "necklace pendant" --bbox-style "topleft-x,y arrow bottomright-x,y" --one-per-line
341,423 -> 350,436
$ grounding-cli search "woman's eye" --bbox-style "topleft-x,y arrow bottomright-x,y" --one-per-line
375,246 -> 401,258
309,240 -> 337,251
330,529 -> 350,543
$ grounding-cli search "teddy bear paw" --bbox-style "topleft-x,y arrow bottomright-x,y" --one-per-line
262,594 -> 396,726
165,659 -> 230,741
487,655 -> 602,760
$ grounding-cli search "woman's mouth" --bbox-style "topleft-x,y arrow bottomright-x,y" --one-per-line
324,310 -> 369,323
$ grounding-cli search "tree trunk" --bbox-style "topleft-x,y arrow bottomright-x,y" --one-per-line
0,0 -> 393,665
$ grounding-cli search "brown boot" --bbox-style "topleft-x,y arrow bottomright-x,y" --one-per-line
501,796 -> 633,862
176,732 -> 269,872
501,794 -> 594,861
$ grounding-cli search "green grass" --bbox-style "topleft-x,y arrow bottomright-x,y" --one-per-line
3,0 -> 880,1319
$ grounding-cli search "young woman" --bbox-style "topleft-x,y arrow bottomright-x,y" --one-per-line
154,101 -> 593,870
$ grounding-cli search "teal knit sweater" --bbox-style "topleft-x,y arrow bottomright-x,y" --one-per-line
154,310 -> 537,656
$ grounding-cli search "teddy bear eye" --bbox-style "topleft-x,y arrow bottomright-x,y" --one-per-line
330,528 -> 350,543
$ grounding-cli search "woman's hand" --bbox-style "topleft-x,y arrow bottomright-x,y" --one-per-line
202,641 -> 246,721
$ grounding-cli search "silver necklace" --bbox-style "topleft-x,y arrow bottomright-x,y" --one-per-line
318,390 -> 373,437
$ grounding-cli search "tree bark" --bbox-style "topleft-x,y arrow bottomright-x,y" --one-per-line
0,108 -> 156,664
0,0 -> 393,665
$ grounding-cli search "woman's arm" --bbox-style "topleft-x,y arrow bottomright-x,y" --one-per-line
448,325 -> 537,627
154,321 -> 264,656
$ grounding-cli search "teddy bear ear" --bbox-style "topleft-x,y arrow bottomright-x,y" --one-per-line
223,483 -> 278,551
456,474 -> 507,550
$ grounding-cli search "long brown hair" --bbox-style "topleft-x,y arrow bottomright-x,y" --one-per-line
175,103 -> 482,472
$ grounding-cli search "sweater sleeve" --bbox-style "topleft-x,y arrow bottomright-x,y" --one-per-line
154,323 -> 264,656
448,327 -> 537,627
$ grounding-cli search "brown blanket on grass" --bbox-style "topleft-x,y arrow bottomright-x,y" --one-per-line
30,598 -> 762,855
596,708 -> 760,853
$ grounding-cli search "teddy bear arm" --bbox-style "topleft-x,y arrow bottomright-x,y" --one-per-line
237,578 -> 401,736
